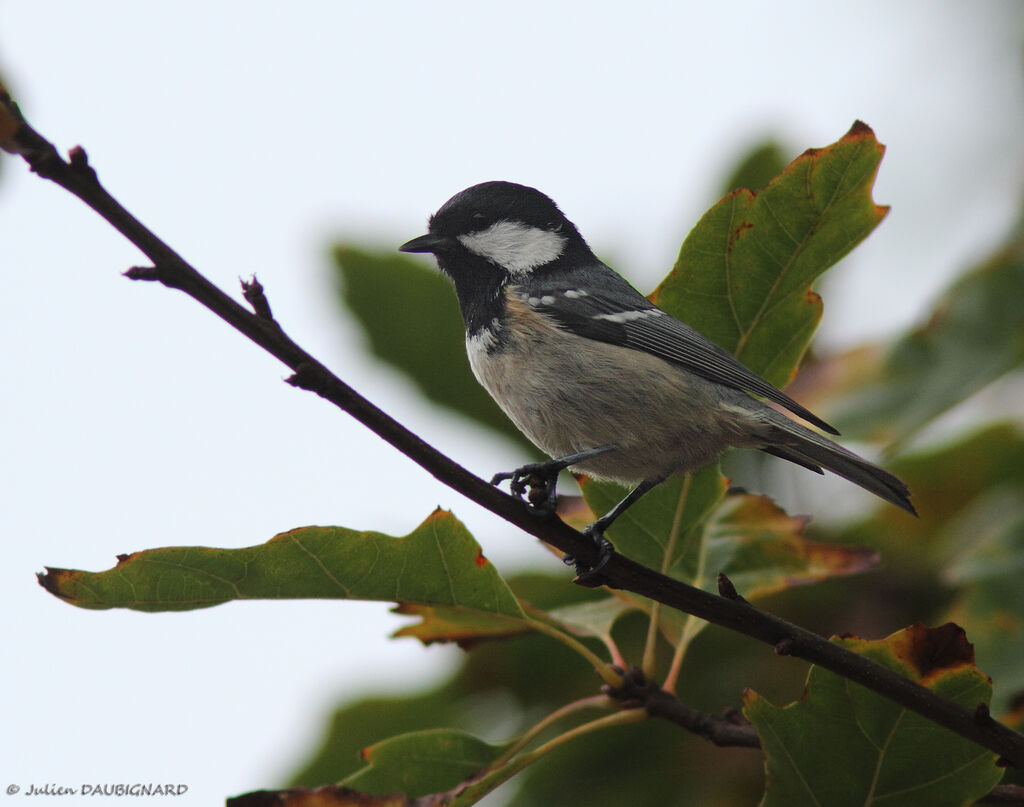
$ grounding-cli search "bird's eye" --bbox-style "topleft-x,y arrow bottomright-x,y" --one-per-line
471,212 -> 486,220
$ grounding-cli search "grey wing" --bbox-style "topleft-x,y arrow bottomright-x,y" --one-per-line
523,278 -> 839,435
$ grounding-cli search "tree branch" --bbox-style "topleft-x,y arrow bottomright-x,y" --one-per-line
606,667 -> 760,748
5,94 -> 1024,770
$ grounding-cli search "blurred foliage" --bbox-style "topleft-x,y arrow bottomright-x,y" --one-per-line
820,227 -> 1024,448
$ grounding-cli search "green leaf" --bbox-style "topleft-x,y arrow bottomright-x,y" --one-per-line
342,729 -> 509,798
653,120 -> 887,388
823,230 -> 1024,446
333,246 -> 530,446
38,509 -> 525,622
745,623 -> 1004,807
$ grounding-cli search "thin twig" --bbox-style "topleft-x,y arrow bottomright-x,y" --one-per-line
489,695 -> 615,769
605,667 -> 761,748
4,96 -> 1024,770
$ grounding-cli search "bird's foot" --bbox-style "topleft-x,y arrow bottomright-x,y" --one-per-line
563,523 -> 615,585
490,460 -> 562,516
490,445 -> 618,517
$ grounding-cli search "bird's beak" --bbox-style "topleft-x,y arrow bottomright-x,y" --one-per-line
398,233 -> 450,254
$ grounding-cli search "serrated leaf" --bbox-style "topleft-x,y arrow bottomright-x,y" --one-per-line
342,729 -> 510,799
745,623 -> 1004,807
823,231 -> 1024,446
38,510 -> 524,623
653,120 -> 887,388
333,246 -> 530,446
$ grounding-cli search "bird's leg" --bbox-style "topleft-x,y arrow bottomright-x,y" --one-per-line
490,445 -> 617,515
568,477 -> 664,581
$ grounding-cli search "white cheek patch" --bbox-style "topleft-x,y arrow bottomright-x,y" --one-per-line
457,221 -> 566,274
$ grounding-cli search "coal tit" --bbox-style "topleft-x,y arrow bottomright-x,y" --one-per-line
400,181 -> 915,575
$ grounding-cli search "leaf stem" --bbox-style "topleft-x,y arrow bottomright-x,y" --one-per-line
641,601 -> 662,680
642,473 -> 693,679
451,708 -> 647,806
604,632 -> 627,670
490,695 -> 613,769
664,621 -> 696,694
664,558 -> 710,690
520,708 -> 647,762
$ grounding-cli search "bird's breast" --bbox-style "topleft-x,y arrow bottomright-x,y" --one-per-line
466,290 -> 757,483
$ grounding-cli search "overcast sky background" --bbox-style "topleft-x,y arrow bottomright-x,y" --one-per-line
2,2 -> 1023,803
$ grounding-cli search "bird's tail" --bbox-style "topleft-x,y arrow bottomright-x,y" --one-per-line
757,413 -> 917,516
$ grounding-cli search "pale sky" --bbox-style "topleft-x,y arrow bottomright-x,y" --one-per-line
2,2 -> 1022,803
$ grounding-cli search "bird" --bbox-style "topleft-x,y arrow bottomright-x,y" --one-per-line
399,181 -> 915,576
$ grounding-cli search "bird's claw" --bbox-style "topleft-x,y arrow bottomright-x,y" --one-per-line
563,525 -> 615,585
490,463 -> 559,516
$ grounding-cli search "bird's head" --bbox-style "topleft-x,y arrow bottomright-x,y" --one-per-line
399,181 -> 592,282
